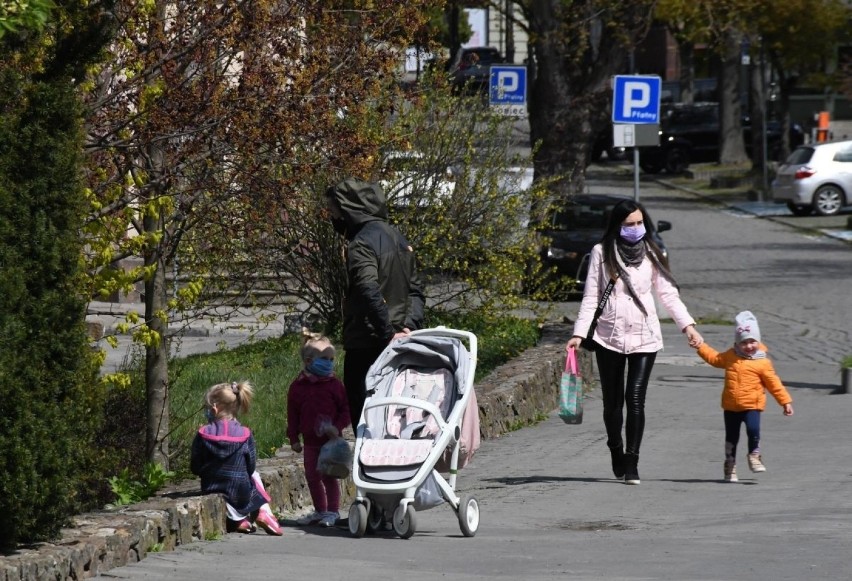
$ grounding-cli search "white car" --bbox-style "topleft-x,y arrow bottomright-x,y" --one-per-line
772,139 -> 852,216
379,150 -> 456,207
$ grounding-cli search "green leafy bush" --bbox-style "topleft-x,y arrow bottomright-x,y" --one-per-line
108,463 -> 175,507
0,78 -> 105,548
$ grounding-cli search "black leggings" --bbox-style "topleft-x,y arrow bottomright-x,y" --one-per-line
594,347 -> 657,455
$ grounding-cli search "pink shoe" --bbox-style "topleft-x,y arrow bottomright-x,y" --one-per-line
255,510 -> 283,536
229,519 -> 254,533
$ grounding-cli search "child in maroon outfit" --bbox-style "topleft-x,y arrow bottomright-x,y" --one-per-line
287,332 -> 350,527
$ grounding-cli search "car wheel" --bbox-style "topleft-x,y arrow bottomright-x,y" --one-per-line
607,146 -> 628,162
812,185 -> 845,216
640,159 -> 664,174
786,202 -> 813,217
664,148 -> 689,174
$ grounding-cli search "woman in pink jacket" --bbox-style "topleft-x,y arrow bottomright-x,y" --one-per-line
567,200 -> 703,485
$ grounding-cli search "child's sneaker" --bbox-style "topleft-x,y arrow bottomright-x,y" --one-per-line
748,452 -> 766,473
228,518 -> 255,533
256,510 -> 283,536
723,460 -> 738,482
319,511 -> 339,528
296,511 -> 323,526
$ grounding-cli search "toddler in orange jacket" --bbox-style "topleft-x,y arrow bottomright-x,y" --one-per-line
695,311 -> 793,482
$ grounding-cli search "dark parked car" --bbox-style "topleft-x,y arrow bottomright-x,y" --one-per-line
637,102 -> 805,174
538,194 -> 671,287
448,47 -> 506,94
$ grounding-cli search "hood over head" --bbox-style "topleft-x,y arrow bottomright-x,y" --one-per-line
326,179 -> 387,237
197,419 -> 251,460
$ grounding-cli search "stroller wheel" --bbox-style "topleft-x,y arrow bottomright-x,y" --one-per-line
348,502 -> 367,538
392,505 -> 417,539
365,502 -> 385,534
456,494 -> 479,537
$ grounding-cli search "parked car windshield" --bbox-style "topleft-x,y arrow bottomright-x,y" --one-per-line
549,202 -> 610,231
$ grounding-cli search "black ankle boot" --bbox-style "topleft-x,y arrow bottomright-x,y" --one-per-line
624,453 -> 640,485
609,446 -> 625,478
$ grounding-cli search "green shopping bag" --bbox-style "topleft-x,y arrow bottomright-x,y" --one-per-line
559,347 -> 583,424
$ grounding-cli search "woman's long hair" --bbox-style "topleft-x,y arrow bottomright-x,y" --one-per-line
599,199 -> 677,313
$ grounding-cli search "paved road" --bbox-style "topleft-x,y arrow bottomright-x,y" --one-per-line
99,177 -> 852,581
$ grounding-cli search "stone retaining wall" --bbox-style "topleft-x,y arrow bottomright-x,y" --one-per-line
0,323 -> 591,581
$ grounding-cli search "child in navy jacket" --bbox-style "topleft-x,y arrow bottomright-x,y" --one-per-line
191,380 -> 282,535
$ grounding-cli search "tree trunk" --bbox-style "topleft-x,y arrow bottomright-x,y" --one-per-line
144,208 -> 170,469
679,41 -> 695,105
748,56 -> 767,173
718,29 -> 748,165
526,0 -> 655,200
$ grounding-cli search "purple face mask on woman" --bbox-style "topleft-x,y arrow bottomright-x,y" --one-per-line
619,224 -> 646,244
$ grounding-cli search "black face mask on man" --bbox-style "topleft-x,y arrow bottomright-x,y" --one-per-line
331,217 -> 347,236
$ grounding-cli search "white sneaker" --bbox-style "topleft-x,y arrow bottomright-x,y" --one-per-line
296,511 -> 322,525
319,511 -> 339,528
724,460 -> 738,482
748,453 -> 766,473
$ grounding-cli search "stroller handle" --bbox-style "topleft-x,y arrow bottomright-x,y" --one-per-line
409,327 -> 477,360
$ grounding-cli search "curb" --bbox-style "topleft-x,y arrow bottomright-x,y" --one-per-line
0,324 -> 581,580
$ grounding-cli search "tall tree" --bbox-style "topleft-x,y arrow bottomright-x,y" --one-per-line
516,0 -> 657,198
80,1 -> 442,467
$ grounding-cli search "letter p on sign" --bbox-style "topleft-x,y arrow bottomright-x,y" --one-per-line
497,71 -> 518,93
622,82 -> 650,118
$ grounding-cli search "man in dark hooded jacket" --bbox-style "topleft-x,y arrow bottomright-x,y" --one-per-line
325,179 -> 425,430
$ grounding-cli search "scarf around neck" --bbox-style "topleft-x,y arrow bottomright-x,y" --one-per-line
612,239 -> 678,315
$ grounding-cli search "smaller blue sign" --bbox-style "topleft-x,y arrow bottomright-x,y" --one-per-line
612,75 -> 662,124
489,65 -> 527,106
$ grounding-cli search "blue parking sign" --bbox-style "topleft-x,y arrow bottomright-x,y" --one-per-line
612,75 -> 661,124
489,65 -> 527,106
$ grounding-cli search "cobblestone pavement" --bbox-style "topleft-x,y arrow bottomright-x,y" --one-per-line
96,174 -> 852,581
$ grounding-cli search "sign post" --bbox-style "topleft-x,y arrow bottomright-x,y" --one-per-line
612,75 -> 662,201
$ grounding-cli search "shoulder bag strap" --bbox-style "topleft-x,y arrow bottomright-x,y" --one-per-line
585,277 -> 616,343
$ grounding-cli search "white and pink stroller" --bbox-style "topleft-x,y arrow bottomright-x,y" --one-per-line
348,327 -> 480,539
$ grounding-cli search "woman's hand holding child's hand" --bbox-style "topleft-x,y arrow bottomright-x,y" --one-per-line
685,325 -> 703,348
783,403 -> 794,416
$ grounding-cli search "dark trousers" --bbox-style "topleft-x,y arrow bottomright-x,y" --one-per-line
343,344 -> 386,431
723,409 -> 761,460
595,347 -> 657,455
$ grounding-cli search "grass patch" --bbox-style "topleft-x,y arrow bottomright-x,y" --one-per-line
841,355 -> 852,369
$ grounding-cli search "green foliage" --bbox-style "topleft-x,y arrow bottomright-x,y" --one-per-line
841,355 -> 852,369
0,0 -> 55,39
426,310 -> 541,382
107,463 -> 175,507
0,74 -> 104,548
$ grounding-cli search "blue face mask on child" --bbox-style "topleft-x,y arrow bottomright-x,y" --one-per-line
308,358 -> 334,377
